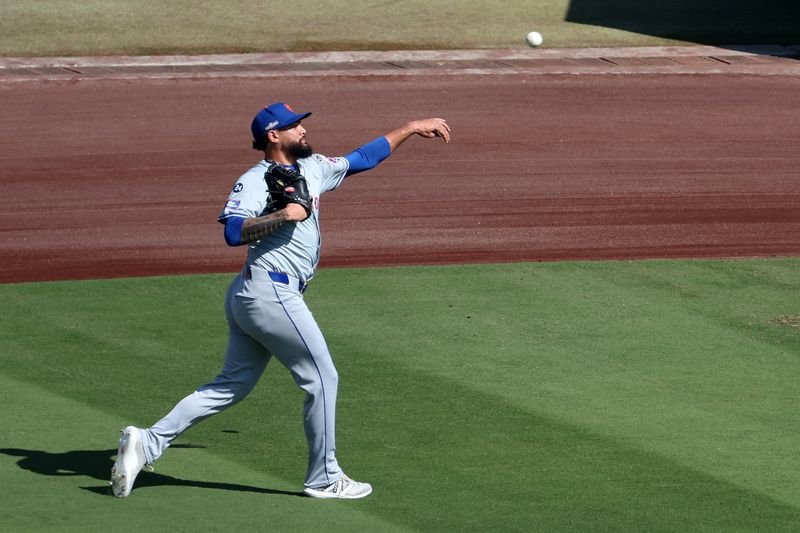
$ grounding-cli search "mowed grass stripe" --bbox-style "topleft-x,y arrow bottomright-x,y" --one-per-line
340,357 -> 800,532
2,366 -> 798,532
0,372 -> 414,533
312,260 -> 800,510
1,259 -> 799,531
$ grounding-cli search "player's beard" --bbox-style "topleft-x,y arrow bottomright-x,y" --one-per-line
287,139 -> 313,159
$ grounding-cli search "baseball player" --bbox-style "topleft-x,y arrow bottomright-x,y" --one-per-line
111,102 -> 450,499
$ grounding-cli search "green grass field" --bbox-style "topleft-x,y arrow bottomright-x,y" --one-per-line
2,0 -> 798,57
3,1 -> 798,530
2,260 -> 799,531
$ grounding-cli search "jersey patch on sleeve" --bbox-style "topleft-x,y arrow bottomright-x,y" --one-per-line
222,199 -> 247,216
232,182 -> 244,193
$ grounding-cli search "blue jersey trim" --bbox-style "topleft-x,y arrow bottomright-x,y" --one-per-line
223,216 -> 245,246
344,136 -> 391,176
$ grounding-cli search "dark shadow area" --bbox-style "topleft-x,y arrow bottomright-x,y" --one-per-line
0,446 -> 304,498
566,0 -> 800,50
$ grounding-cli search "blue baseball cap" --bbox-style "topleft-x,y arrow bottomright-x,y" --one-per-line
251,102 -> 311,141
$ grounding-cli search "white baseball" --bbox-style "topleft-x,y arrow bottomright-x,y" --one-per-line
526,31 -> 543,47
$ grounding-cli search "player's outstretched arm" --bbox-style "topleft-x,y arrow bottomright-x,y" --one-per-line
343,118 -> 451,177
384,118 -> 451,151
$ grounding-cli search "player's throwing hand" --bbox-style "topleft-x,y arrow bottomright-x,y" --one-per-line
411,118 -> 451,143
384,117 -> 451,151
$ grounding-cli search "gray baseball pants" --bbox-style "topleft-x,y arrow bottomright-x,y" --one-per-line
139,269 -> 343,488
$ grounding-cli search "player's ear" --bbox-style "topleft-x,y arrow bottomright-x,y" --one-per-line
266,129 -> 280,144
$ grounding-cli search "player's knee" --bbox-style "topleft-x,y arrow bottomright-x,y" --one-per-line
229,388 -> 250,405
322,367 -> 338,390
299,368 -> 338,398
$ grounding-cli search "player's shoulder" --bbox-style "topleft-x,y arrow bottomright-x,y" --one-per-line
302,153 -> 330,165
225,160 -> 268,196
300,154 -> 347,173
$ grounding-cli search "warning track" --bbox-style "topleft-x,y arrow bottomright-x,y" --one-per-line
1,46 -> 799,283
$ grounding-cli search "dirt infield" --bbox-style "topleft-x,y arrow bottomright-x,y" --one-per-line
1,61 -> 799,283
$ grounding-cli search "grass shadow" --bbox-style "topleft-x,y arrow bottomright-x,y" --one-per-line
0,446 -> 304,498
566,0 -> 800,55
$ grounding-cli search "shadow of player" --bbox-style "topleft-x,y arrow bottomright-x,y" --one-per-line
0,446 -> 304,497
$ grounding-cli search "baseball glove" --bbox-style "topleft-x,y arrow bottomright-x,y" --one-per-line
264,163 -> 312,219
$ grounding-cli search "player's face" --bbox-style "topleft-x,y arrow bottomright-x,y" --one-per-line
278,122 -> 313,159
276,122 -> 308,145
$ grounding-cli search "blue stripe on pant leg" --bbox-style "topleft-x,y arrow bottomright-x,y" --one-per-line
271,283 -> 334,487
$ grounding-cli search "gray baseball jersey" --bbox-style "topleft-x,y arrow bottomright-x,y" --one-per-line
139,152 -> 352,490
218,155 -> 350,282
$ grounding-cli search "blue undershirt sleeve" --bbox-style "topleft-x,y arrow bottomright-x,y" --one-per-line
344,136 -> 392,176
222,216 -> 245,246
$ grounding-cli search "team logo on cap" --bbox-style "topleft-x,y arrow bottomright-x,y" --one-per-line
284,104 -> 294,112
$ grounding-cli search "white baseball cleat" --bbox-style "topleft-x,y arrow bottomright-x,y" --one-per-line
303,474 -> 373,499
110,426 -> 150,498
